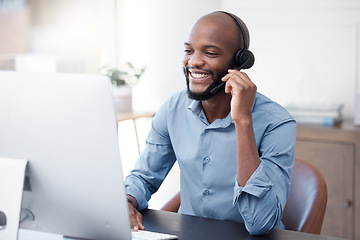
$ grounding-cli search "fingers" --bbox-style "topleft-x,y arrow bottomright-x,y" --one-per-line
222,69 -> 248,82
221,69 -> 255,94
128,202 -> 145,231
128,203 -> 138,230
221,69 -> 257,121
136,211 -> 145,230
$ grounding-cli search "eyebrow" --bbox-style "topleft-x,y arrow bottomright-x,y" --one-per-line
184,42 -> 221,49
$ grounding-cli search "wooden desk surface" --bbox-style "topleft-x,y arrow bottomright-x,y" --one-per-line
141,209 -> 345,240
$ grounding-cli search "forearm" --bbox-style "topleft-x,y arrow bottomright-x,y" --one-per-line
234,119 -> 260,186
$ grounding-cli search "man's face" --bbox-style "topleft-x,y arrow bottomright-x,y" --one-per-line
183,17 -> 239,100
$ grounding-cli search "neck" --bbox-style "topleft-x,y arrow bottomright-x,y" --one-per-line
201,91 -> 232,124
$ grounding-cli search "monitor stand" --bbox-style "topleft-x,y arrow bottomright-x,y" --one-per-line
0,157 -> 27,240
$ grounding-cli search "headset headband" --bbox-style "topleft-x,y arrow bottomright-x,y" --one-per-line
218,11 -> 249,50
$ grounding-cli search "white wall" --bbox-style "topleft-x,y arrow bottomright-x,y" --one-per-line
28,0 -> 360,119
222,0 -> 360,118
30,0 -> 117,73
119,0 -> 222,112
120,0 -> 360,119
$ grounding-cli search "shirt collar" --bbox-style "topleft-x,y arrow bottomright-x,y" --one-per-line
188,99 -> 234,128
188,100 -> 208,124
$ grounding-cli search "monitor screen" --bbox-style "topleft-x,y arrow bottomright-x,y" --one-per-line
0,71 -> 131,240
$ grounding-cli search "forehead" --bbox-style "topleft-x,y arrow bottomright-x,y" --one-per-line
185,16 -> 240,51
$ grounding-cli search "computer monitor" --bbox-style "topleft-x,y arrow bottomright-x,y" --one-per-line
0,71 -> 131,240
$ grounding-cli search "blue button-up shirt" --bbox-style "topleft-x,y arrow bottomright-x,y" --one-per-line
125,90 -> 296,235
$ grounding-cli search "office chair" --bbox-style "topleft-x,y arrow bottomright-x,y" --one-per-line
160,157 -> 328,235
282,157 -> 327,234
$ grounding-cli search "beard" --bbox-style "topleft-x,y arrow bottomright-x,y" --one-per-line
184,67 -> 229,101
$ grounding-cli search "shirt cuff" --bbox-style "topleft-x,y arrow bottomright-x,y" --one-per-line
233,164 -> 273,205
125,183 -> 149,210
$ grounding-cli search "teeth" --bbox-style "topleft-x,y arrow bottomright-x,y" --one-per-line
191,72 -> 210,79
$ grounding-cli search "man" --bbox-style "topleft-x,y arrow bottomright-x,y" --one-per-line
125,11 -> 296,235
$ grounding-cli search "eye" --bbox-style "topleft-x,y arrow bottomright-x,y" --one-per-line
206,52 -> 219,57
184,49 -> 193,54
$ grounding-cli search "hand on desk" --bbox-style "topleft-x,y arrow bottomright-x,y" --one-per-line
127,196 -> 145,231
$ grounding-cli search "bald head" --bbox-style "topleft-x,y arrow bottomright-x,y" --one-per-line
193,11 -> 250,50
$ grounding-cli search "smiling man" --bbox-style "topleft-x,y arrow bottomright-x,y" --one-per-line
125,11 -> 296,235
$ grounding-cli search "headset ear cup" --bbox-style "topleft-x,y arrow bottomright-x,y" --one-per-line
235,49 -> 255,69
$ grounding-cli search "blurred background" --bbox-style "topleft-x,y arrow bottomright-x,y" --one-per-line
2,0 -> 359,117
1,0 -> 359,213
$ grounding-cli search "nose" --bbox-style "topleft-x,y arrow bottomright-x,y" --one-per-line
187,51 -> 205,67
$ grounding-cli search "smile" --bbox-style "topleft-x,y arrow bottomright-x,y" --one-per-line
189,70 -> 211,80
190,72 -> 210,79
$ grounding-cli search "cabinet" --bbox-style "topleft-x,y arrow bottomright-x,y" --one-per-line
295,120 -> 360,240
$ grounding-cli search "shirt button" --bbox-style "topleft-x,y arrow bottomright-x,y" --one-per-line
204,157 -> 210,163
204,189 -> 210,195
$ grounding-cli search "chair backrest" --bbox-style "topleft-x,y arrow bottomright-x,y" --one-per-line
160,157 -> 327,235
282,157 -> 327,234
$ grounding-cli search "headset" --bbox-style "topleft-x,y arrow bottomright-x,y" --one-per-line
210,11 -> 255,94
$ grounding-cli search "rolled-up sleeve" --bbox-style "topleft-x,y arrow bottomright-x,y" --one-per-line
233,165 -> 281,235
233,119 -> 296,235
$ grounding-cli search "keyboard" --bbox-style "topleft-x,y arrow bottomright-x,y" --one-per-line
132,230 -> 178,240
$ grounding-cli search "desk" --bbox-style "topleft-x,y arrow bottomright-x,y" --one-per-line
18,209 -> 346,240
141,209 -> 345,240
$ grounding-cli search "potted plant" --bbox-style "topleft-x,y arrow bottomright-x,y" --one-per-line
101,62 -> 145,113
